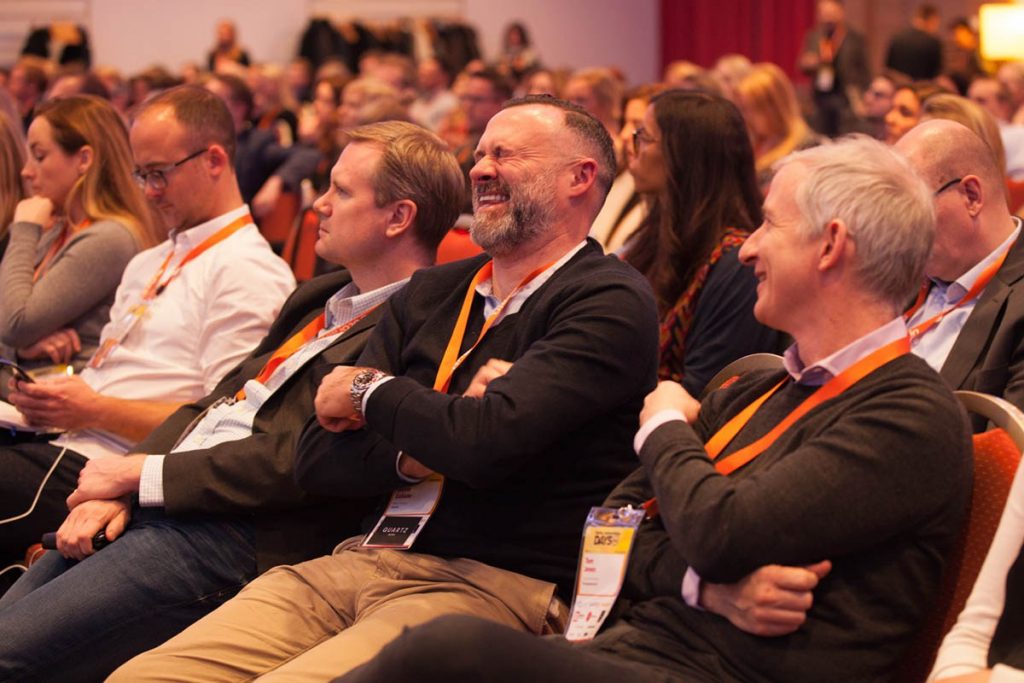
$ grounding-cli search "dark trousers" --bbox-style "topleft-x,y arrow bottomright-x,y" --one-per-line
0,441 -> 87,582
335,615 -> 686,683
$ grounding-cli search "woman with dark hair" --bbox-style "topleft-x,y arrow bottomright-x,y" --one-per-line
623,90 -> 782,395
885,81 -> 946,144
500,22 -> 539,81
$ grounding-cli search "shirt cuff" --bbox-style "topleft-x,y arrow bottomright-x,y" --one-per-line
993,664 -> 1024,683
681,567 -> 705,610
395,451 -> 427,484
634,409 -> 688,454
138,455 -> 166,507
361,375 -> 393,417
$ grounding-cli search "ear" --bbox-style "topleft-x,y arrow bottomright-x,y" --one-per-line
817,218 -> 850,272
77,145 -> 94,175
205,144 -> 230,177
566,158 -> 598,199
384,199 -> 417,238
961,174 -> 984,217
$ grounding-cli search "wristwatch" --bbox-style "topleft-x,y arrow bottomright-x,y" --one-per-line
349,368 -> 388,420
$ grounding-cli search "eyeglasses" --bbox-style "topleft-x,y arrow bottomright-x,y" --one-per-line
934,177 -> 962,197
632,126 -> 659,154
132,148 -> 208,191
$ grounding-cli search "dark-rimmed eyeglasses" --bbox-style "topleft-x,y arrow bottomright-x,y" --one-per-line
934,177 -> 962,197
132,148 -> 209,191
632,126 -> 659,154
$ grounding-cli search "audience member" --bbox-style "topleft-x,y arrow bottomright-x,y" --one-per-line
998,62 -> 1024,126
204,73 -> 319,216
409,57 -> 458,132
735,62 -> 822,190
944,17 -> 983,95
711,53 -> 752,103
590,83 -> 666,253
329,134 -> 972,683
44,69 -> 110,101
6,58 -> 48,130
0,85 -> 294,586
564,68 -> 624,167
885,3 -> 943,81
858,72 -> 902,140
336,77 -> 404,130
249,63 -> 299,146
452,68 -> 512,211
0,120 -> 463,682
969,77 -> 1024,180
207,19 -> 250,73
109,96 -> 658,681
799,0 -> 870,136
885,81 -> 945,144
521,68 -> 568,98
0,107 -> 27,256
299,74 -> 348,192
499,22 -> 540,81
623,90 -> 782,394
930,458 -> 1024,681
286,57 -> 313,104
0,96 -> 158,375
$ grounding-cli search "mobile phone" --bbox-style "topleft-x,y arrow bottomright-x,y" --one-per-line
0,358 -> 34,383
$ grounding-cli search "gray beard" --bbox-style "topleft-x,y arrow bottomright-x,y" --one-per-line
470,174 -> 557,256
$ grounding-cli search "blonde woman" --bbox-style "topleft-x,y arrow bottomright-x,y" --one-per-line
735,62 -> 822,189
0,105 -> 27,257
0,95 -> 158,371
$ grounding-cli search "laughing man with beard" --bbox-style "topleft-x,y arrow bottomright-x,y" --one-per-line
111,96 -> 661,682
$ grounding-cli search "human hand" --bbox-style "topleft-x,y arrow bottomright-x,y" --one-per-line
55,497 -> 130,561
252,175 -> 284,218
66,454 -> 146,508
936,671 -> 993,682
462,359 -> 512,399
7,374 -> 100,430
700,560 -> 832,636
17,328 -> 81,364
640,381 -> 701,426
297,106 -> 321,144
315,365 -> 365,432
14,196 -> 56,227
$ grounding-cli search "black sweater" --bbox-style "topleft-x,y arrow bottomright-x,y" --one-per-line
296,240 -> 659,600
591,354 -> 973,682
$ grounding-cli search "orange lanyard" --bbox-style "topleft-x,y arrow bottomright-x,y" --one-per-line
642,336 -> 910,519
433,259 -> 554,393
33,218 -> 91,282
235,304 -> 379,400
142,214 -> 251,300
904,247 -> 1009,339
819,25 -> 846,62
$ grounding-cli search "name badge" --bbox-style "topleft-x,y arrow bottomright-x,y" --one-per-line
362,473 -> 444,549
564,506 -> 644,642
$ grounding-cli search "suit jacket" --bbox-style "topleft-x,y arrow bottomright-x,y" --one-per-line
941,229 -> 1024,413
136,270 -> 382,570
801,25 -> 870,96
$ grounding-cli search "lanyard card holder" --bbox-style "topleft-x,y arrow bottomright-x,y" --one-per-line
564,505 -> 645,642
362,473 -> 445,549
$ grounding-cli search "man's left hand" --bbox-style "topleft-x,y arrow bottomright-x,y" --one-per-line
315,366 -> 366,432
67,454 -> 146,509
56,497 -> 131,561
640,381 -> 701,425
7,375 -> 100,430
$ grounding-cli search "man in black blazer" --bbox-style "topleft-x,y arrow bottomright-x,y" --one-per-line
0,121 -> 465,682
896,119 -> 1024,412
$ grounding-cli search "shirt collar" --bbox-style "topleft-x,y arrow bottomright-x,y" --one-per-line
323,277 -> 408,331
475,240 -> 587,302
783,316 -> 908,386
168,204 -> 251,249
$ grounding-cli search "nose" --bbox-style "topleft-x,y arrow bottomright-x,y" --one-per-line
469,156 -> 494,183
21,161 -> 33,179
312,190 -> 330,217
739,228 -> 761,265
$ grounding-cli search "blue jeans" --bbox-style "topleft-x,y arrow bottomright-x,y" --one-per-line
0,507 -> 255,682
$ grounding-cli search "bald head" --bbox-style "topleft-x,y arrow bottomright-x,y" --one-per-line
895,119 -> 1015,281
895,119 -> 1004,197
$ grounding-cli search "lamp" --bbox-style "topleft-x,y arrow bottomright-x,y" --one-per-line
980,4 -> 1024,61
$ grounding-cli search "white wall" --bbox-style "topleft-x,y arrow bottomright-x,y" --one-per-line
2,0 -> 659,84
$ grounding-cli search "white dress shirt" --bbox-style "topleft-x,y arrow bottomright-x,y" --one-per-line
56,205 -> 295,459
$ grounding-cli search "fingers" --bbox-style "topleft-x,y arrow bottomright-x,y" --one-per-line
105,505 -> 130,541
463,358 -> 513,398
804,559 -> 832,580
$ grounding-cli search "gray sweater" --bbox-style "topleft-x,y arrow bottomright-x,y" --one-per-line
0,218 -> 141,370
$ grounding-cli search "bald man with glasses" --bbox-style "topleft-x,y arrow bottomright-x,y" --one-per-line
0,85 -> 294,588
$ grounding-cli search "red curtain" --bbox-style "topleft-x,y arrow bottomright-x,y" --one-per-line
660,0 -> 816,80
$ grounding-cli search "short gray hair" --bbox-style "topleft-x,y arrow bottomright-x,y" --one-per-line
777,135 -> 935,308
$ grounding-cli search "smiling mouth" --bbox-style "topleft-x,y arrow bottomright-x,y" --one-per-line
475,193 -> 509,207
